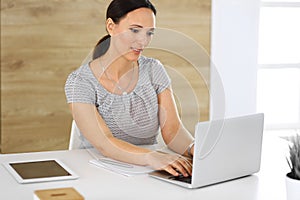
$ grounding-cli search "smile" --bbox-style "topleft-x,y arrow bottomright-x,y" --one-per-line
131,47 -> 143,53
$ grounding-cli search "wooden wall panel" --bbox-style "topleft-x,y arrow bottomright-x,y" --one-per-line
1,0 -> 211,153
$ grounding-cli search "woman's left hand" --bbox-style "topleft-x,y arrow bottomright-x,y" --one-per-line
146,151 -> 192,177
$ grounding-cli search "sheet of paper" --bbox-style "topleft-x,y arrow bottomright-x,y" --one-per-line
89,159 -> 153,177
86,148 -> 155,177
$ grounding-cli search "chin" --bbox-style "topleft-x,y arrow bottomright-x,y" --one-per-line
123,52 -> 141,62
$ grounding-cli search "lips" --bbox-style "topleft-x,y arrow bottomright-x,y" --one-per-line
131,47 -> 143,54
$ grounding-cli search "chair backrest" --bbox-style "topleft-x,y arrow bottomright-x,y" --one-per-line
69,120 -> 82,150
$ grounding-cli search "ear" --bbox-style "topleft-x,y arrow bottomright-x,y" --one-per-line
106,18 -> 115,35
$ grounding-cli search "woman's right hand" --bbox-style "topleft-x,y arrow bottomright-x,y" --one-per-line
146,151 -> 192,177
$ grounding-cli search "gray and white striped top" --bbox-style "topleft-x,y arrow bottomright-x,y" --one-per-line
65,55 -> 171,146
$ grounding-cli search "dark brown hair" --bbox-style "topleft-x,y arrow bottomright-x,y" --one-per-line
92,0 -> 156,59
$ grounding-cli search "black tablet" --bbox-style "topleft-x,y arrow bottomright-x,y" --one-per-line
3,159 -> 79,184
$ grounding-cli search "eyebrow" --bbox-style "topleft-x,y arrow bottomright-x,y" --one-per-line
130,24 -> 156,30
130,24 -> 143,28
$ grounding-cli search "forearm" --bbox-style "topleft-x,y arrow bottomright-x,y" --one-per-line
77,119 -> 154,166
157,88 -> 194,157
71,103 -> 152,166
99,136 -> 152,166
162,123 -> 194,157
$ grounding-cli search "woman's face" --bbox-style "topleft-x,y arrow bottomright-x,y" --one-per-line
107,8 -> 156,61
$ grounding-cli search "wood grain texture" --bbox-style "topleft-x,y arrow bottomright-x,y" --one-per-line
1,0 -> 211,153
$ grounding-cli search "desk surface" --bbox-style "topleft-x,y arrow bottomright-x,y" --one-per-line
0,135 -> 290,200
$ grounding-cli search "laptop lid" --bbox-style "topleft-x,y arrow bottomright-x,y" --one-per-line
149,113 -> 264,189
191,113 -> 264,188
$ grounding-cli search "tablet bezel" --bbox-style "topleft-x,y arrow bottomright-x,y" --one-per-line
2,158 -> 79,184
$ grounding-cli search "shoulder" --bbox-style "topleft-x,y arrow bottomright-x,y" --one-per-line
65,63 -> 97,103
140,55 -> 168,73
66,63 -> 95,85
139,55 -> 163,68
139,55 -> 166,77
65,63 -> 98,97
138,56 -> 171,94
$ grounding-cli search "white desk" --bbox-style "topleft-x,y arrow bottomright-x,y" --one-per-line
0,135 -> 290,200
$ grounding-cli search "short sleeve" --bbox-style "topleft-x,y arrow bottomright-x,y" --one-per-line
150,59 -> 171,94
64,72 -> 96,104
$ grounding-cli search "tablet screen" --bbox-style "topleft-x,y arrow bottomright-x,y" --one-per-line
3,159 -> 79,183
9,160 -> 71,179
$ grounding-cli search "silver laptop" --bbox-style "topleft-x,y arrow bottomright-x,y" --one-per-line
149,113 -> 264,189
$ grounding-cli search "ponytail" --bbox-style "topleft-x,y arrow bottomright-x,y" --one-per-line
92,34 -> 111,59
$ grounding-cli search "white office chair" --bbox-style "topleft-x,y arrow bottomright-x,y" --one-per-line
69,120 -> 96,150
69,120 -> 84,150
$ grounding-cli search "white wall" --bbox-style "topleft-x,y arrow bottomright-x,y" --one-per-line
210,0 -> 260,119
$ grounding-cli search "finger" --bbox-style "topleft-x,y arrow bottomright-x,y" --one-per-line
180,156 -> 193,168
177,158 -> 192,176
177,161 -> 191,177
163,165 -> 179,176
171,160 -> 189,177
180,157 -> 193,171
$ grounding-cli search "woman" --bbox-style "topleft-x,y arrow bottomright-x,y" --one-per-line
65,0 -> 194,177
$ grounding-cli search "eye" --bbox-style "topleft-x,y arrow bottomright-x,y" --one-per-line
129,28 -> 140,33
147,31 -> 155,36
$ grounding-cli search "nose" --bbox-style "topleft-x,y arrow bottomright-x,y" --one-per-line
135,32 -> 151,47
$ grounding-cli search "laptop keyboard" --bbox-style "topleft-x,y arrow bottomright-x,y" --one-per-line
168,174 -> 192,184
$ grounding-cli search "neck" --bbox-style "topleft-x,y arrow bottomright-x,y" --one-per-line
100,53 -> 136,80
